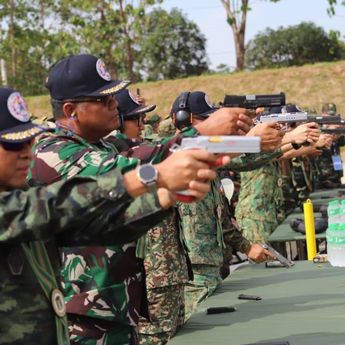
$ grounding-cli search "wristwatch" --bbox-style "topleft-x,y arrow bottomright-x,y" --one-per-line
137,164 -> 158,193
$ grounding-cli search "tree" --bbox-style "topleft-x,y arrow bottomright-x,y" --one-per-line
245,22 -> 345,69
0,0 -> 163,94
327,0 -> 345,15
0,0 -> 79,95
219,0 -> 279,71
59,0 -> 162,81
139,7 -> 209,81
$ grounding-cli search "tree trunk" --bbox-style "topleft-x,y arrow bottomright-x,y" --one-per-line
233,28 -> 245,71
220,0 -> 248,71
0,59 -> 8,85
9,0 -> 16,78
118,0 -> 136,82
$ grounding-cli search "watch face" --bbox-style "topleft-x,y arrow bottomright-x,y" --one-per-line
140,164 -> 157,182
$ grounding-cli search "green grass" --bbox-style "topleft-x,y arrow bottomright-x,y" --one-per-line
26,60 -> 345,119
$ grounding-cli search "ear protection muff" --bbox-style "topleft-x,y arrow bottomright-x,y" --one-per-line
173,92 -> 192,130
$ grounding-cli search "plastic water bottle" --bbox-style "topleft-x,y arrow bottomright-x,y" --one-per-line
327,200 -> 345,267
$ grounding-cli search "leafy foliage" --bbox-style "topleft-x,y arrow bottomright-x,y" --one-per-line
2,0 -> 211,94
139,7 -> 209,80
245,22 -> 345,69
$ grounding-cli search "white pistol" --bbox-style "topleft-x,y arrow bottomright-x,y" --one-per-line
172,136 -> 261,201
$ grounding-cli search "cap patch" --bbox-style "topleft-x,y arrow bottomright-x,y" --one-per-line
7,92 -> 30,122
128,90 -> 140,105
204,94 -> 214,109
96,58 -> 111,81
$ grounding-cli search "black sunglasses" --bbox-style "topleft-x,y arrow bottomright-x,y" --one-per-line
62,95 -> 115,105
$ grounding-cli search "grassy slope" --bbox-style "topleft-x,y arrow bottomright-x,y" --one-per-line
26,60 -> 345,118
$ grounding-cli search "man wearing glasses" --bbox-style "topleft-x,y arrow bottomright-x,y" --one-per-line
28,54 -> 254,345
0,86 -> 217,345
116,88 -> 154,141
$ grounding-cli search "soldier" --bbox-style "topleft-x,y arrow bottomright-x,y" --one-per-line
114,88 -> 188,345
0,86 -> 213,345
236,105 -> 320,243
171,91 -> 283,320
28,54 -> 255,345
313,102 -> 342,188
116,88 -> 157,143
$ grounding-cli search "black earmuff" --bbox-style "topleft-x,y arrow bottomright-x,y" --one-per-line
173,92 -> 192,130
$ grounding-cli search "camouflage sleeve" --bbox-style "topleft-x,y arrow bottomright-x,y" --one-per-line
222,225 -> 251,254
0,170 -> 134,244
221,204 -> 251,254
119,127 -> 198,167
29,127 -> 198,181
223,150 -> 282,172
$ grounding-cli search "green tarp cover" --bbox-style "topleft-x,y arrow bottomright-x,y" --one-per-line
170,261 -> 345,345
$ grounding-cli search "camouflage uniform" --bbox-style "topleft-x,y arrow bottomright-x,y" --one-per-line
137,211 -> 188,345
313,148 -> 341,187
110,132 -> 188,345
291,156 -> 313,203
157,118 -> 175,138
177,180 -> 224,321
141,124 -> 159,142
28,126 -> 197,345
313,102 -> 342,188
0,171 -> 158,345
277,158 -> 298,218
235,161 -> 284,243
142,124 -> 154,136
219,151 -> 283,272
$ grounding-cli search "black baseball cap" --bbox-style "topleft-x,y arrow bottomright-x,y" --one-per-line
0,87 -> 46,143
170,91 -> 218,119
46,54 -> 131,100
116,89 -> 156,119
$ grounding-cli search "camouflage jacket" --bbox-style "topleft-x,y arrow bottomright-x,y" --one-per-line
291,156 -> 313,201
235,161 -> 284,222
110,133 -> 189,290
0,171 -> 142,345
28,126 -> 196,329
220,151 -> 283,251
226,150 -> 282,172
143,209 -> 189,289
177,180 -> 224,267
314,149 -> 340,184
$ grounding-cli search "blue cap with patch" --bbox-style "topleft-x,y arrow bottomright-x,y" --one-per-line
0,87 -> 46,143
46,54 -> 131,100
170,91 -> 218,118
116,89 -> 156,119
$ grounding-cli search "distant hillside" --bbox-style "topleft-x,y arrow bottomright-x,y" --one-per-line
27,60 -> 345,119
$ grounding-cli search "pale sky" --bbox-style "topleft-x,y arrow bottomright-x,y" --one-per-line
158,0 -> 345,70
